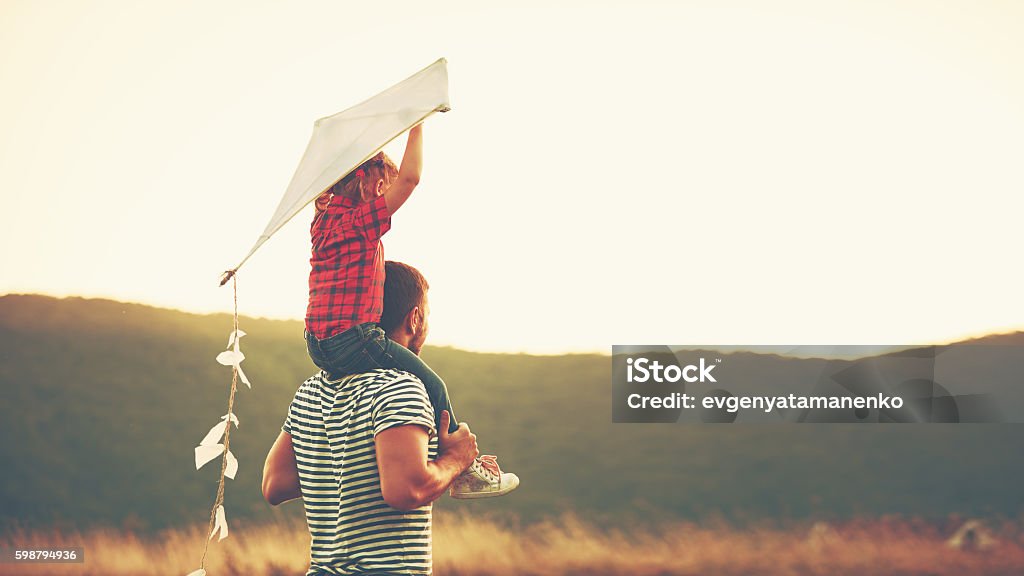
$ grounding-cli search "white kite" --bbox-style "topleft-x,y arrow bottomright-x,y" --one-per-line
220,57 -> 451,284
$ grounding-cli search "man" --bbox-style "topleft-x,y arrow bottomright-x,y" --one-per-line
262,261 -> 487,576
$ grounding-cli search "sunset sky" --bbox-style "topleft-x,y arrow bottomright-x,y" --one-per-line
2,1 -> 1022,353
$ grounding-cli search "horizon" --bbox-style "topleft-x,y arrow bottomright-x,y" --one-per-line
4,291 -> 1021,359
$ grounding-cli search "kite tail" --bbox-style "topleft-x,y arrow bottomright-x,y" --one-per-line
219,269 -> 237,287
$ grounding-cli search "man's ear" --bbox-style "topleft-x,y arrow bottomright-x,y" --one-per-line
406,306 -> 422,333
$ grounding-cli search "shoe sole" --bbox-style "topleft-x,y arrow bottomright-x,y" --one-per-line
450,474 -> 520,500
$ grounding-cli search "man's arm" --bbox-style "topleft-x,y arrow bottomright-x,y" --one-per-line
383,123 -> 423,216
376,410 -> 477,511
262,430 -> 302,506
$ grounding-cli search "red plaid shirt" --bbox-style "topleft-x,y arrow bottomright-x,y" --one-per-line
306,194 -> 392,339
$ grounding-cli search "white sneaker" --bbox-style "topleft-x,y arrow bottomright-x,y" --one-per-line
450,455 -> 520,499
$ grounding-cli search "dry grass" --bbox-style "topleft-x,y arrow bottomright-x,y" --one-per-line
2,513 -> 1023,576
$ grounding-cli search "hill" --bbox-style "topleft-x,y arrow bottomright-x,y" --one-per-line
1,294 -> 1023,532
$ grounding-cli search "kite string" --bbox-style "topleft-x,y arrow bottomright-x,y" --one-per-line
199,274 -> 241,570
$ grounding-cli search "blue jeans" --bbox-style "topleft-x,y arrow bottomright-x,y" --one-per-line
305,322 -> 458,434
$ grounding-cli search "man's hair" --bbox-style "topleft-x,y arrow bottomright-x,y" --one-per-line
380,261 -> 429,335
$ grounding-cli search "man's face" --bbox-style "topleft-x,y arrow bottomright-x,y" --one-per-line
408,293 -> 430,355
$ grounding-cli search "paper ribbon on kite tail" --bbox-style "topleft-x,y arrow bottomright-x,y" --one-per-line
219,57 -> 451,286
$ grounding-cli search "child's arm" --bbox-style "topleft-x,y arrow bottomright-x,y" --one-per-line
383,123 -> 423,215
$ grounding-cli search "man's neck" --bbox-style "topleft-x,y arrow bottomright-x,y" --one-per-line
389,331 -> 413,350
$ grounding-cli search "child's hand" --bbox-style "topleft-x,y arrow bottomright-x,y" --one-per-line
314,190 -> 332,212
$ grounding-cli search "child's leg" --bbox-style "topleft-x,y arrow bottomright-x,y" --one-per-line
311,323 -> 458,435
355,325 -> 459,434
305,326 -> 373,379
375,336 -> 459,435
330,326 -> 519,498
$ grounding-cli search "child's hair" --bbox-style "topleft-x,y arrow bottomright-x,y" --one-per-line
316,152 -> 399,212
336,152 -> 400,200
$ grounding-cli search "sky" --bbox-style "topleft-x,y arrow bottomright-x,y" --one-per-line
1,0 -> 1022,354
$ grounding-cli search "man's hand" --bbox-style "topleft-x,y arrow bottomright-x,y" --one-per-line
437,410 -> 478,472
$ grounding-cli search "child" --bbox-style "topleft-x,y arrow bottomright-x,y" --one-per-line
305,123 -> 518,499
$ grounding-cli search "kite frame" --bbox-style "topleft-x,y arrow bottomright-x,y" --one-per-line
221,58 -> 450,285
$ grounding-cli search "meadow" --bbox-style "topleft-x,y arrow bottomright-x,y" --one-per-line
2,513 -> 1023,576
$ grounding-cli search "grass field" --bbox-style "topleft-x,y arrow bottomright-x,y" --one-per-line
2,513 -> 1023,576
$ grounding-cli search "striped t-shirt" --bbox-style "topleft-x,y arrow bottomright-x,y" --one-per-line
283,369 -> 439,576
